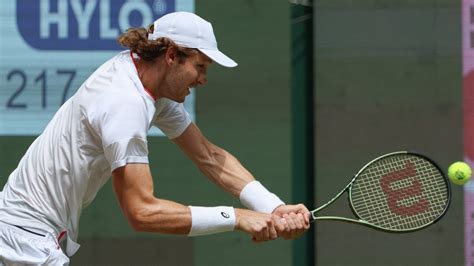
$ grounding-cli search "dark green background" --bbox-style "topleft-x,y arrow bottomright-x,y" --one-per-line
314,0 -> 462,266
0,0 -> 463,265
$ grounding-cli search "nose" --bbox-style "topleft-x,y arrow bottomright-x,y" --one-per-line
197,74 -> 207,86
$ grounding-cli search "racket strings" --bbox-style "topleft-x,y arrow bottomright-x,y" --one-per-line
350,155 -> 449,231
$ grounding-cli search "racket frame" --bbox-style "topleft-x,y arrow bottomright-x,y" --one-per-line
309,151 -> 452,233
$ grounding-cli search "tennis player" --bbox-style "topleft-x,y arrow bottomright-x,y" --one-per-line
0,12 -> 310,265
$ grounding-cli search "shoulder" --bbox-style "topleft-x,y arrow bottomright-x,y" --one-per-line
153,98 -> 191,139
156,98 -> 185,114
96,91 -> 147,120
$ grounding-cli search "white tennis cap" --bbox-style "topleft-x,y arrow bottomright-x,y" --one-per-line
148,12 -> 237,68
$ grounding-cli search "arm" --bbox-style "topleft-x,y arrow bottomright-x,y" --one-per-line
173,123 -> 310,238
112,163 -> 191,234
112,163 -> 283,241
172,123 -> 253,196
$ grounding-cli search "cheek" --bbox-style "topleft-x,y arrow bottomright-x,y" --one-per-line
185,64 -> 200,78
186,68 -> 199,81
171,64 -> 199,85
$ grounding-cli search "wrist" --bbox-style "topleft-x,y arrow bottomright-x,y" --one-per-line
188,206 -> 236,236
233,208 -> 244,231
239,181 -> 285,213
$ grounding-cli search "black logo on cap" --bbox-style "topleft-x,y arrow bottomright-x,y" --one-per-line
221,212 -> 230,219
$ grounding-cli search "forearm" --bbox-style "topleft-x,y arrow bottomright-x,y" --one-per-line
127,198 -> 237,237
196,143 -> 255,196
194,145 -> 285,214
173,124 -> 284,213
173,124 -> 255,196
129,196 -> 282,240
126,197 -> 191,234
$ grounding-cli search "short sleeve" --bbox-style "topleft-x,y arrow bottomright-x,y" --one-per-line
89,93 -> 150,171
153,98 -> 192,139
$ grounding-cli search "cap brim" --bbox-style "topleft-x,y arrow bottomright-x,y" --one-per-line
198,48 -> 238,68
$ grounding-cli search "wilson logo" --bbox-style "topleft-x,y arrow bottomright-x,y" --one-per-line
380,160 -> 430,216
16,0 -> 175,50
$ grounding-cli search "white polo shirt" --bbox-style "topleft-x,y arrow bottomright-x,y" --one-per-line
0,51 -> 191,256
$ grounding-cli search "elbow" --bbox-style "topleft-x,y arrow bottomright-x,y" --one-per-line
129,216 -> 146,232
125,203 -> 161,232
127,209 -> 148,232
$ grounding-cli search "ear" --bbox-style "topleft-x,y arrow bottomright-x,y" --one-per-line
164,46 -> 177,65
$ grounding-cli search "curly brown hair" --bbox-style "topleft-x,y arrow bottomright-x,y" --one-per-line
117,24 -> 196,62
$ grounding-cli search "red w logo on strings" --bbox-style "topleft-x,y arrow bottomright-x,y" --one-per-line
380,161 -> 430,216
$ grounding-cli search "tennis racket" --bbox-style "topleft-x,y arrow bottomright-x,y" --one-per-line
310,151 -> 451,232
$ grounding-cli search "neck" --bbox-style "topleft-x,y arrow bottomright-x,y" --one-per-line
131,54 -> 166,100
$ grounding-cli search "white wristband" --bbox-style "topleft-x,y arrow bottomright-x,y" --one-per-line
188,206 -> 236,236
239,181 -> 285,213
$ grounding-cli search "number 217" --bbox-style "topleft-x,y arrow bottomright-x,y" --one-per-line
6,69 -> 76,109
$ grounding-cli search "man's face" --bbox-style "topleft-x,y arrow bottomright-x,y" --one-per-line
162,51 -> 212,103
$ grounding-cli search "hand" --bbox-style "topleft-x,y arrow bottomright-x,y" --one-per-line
272,204 -> 311,240
234,208 -> 286,243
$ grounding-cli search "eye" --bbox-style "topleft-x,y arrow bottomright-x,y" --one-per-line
196,64 -> 207,73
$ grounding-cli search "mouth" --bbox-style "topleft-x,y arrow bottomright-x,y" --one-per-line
187,87 -> 195,95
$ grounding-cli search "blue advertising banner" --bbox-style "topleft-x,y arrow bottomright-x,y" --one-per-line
0,0 -> 195,136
